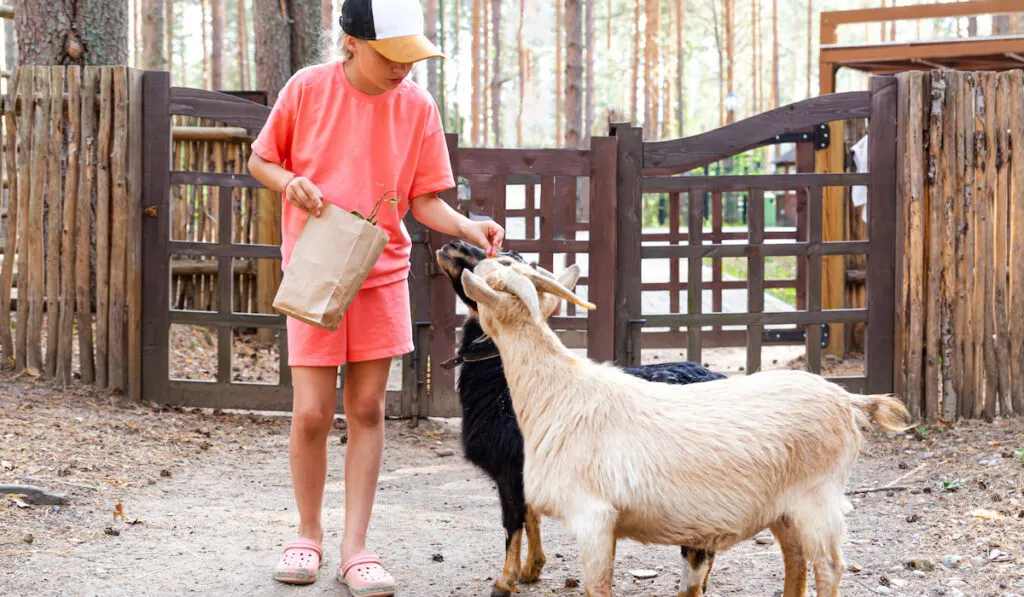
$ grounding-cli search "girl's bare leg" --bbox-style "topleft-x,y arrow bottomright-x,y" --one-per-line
289,366 -> 340,543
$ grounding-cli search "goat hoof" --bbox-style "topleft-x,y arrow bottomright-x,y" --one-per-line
520,560 -> 545,583
490,587 -> 515,597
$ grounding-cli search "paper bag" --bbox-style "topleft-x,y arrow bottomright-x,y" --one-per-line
273,203 -> 389,331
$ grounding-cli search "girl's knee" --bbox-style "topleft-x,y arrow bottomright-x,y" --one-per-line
345,393 -> 385,428
291,405 -> 334,441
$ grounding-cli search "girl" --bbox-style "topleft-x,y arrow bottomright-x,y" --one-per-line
248,0 -> 504,593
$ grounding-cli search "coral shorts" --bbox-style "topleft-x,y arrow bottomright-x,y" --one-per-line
285,279 -> 413,367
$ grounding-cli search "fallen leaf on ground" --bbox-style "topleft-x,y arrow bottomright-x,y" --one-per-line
970,508 -> 1006,520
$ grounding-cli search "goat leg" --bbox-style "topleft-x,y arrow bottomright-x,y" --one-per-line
770,518 -> 809,597
492,528 -> 524,597
570,505 -> 617,597
677,547 -> 715,597
520,506 -> 547,583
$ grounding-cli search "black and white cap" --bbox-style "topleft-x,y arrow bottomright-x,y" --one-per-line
340,0 -> 444,63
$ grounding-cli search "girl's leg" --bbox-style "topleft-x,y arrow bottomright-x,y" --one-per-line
289,365 -> 340,542
338,356 -> 392,563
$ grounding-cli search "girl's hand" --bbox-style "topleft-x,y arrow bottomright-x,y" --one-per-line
461,219 -> 505,257
285,176 -> 324,217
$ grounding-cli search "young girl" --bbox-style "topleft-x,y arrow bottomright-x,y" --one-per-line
248,0 -> 503,593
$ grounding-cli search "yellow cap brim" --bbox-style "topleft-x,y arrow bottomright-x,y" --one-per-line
367,35 -> 444,64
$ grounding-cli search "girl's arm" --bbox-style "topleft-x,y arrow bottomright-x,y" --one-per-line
410,193 -> 504,257
248,153 -> 325,217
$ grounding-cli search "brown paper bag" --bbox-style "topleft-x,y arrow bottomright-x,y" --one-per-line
273,203 -> 389,331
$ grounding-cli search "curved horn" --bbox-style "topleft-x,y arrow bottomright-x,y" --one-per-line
499,269 -> 543,323
505,262 -> 594,310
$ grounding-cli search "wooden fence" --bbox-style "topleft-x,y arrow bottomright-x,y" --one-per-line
0,66 -> 142,394
896,69 -> 1024,422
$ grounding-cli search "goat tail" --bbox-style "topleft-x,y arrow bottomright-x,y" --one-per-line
850,394 -> 915,432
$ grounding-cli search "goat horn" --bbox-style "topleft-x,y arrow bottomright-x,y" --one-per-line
534,265 -> 556,279
509,263 -> 595,311
499,269 -> 544,323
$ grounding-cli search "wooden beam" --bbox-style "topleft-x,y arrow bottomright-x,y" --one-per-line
822,0 -> 1023,29
172,126 -> 252,142
818,73 -> 845,357
820,36 -> 1024,64
0,6 -> 12,20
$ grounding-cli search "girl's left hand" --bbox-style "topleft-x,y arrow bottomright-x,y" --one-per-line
461,219 -> 505,257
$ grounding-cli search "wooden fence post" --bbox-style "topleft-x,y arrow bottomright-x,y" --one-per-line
866,75 -> 898,397
587,136 -> 618,364
141,70 -> 173,405
610,123 -> 642,367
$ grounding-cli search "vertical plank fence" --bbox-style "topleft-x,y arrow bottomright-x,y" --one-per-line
896,69 -> 1023,420
0,66 -> 140,395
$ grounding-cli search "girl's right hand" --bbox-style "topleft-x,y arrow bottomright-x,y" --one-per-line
285,176 -> 324,217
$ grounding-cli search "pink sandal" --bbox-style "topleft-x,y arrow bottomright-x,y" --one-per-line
337,551 -> 396,596
273,538 -> 324,584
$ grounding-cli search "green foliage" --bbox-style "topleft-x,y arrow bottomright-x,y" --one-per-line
938,479 -> 963,493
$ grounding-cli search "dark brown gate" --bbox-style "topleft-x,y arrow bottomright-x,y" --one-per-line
613,76 -> 897,394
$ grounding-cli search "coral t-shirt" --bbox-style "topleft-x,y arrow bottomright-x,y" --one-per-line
251,61 -> 455,288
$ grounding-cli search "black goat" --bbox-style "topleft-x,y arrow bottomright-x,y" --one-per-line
435,240 -> 726,597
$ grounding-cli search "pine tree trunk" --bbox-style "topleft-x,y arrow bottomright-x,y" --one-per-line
289,0 -> 322,69
644,0 -> 658,138
584,0 -> 593,143
805,0 -> 811,99
491,0 -> 502,146
253,0 -> 292,103
322,0 -> 334,60
211,0 -> 224,89
725,0 -> 733,118
167,0 -> 175,79
630,0 -> 640,124
14,0 -> 130,65
142,0 -> 166,69
426,0 -> 440,102
565,0 -> 582,147
471,0 -> 482,145
201,0 -> 210,87
711,0 -> 723,125
482,0 -> 490,144
238,0 -> 249,88
4,14 -> 15,68
555,0 -> 564,145
771,0 -> 778,108
751,0 -> 757,114
517,0 -> 526,146
676,0 -> 684,136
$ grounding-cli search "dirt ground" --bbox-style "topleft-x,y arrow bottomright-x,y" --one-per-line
2,367 -> 1023,597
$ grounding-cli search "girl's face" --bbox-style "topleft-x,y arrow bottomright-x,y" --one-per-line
344,38 -> 414,95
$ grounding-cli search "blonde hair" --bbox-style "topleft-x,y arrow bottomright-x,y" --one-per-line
337,34 -> 354,62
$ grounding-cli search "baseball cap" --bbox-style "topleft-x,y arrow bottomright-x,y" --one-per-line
340,0 -> 444,64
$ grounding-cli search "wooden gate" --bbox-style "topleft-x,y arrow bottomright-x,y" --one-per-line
613,76 -> 898,394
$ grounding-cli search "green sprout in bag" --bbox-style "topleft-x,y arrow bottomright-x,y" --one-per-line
351,188 -> 400,227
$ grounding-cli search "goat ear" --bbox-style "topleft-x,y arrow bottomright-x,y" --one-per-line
558,264 -> 582,290
461,269 -> 501,307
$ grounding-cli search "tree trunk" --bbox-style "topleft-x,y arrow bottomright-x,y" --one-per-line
805,0 -> 811,99
14,0 -> 130,65
289,0 -> 322,70
725,0 -> 733,117
630,0 -> 640,124
166,0 -> 175,79
142,0 -> 166,69
322,0 -> 334,61
426,0 -> 439,102
771,0 -> 778,108
491,0 -> 502,146
5,11 -> 16,68
517,0 -> 525,146
482,0 -> 490,144
751,0 -> 757,114
238,0 -> 249,88
994,15 -> 1011,36
584,0 -> 593,143
253,0 -> 292,104
676,0 -> 684,136
711,0 -> 723,125
201,0 -> 209,87
211,0 -> 224,89
555,0 -> 563,145
644,0 -> 659,138
471,0 -> 482,145
565,0 -> 582,147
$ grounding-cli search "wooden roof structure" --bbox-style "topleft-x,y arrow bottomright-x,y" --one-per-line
819,0 -> 1024,94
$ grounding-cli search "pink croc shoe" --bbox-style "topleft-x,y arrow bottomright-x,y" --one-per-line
273,538 -> 324,585
337,551 -> 396,597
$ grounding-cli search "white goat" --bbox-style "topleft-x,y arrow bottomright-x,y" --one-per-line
459,260 -> 913,597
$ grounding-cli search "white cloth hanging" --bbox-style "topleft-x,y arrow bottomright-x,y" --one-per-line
850,134 -> 869,223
